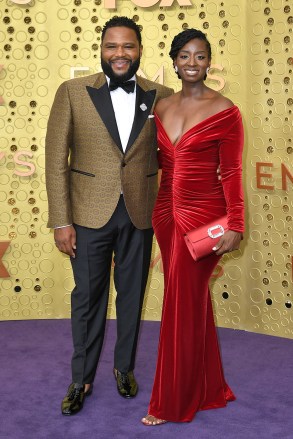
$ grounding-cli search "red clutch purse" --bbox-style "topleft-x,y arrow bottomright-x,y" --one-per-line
184,216 -> 228,261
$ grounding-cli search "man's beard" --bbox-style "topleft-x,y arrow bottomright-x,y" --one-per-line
101,57 -> 140,83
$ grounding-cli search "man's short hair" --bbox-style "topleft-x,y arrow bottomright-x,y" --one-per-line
102,16 -> 142,45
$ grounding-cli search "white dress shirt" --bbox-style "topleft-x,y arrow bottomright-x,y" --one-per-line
106,75 -> 136,152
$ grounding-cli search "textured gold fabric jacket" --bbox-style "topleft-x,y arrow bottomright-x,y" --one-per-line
45,73 -> 173,230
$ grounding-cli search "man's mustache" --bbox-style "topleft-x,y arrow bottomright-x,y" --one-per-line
110,58 -> 131,62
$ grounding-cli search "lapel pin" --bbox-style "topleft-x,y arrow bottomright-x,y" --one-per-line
140,103 -> 147,111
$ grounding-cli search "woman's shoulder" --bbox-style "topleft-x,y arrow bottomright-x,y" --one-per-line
155,92 -> 180,118
209,91 -> 235,112
204,91 -> 242,127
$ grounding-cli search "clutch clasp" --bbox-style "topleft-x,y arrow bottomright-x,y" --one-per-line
208,224 -> 225,239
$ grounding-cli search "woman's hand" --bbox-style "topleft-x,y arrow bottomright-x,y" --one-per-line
212,230 -> 242,256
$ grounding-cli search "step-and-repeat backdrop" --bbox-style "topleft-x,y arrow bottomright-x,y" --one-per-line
0,0 -> 292,338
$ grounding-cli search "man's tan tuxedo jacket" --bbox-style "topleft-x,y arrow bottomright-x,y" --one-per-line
45,73 -> 173,230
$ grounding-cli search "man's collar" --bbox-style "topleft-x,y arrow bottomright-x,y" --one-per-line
105,75 -> 136,85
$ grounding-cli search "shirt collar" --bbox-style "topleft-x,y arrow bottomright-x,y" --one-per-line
106,75 -> 136,86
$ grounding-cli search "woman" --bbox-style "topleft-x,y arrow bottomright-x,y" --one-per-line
142,29 -> 245,425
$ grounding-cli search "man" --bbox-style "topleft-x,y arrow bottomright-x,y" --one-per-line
45,16 -> 173,416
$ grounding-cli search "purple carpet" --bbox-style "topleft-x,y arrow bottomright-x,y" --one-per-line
1,319 -> 292,439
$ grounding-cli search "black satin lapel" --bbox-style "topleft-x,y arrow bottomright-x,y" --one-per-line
125,86 -> 156,152
86,84 -> 123,152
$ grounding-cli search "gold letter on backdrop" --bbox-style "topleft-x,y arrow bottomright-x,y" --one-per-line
104,0 -> 116,8
70,67 -> 90,79
13,151 -> 36,177
104,0 -> 192,7
256,162 -> 274,190
137,66 -> 164,84
132,0 -> 160,6
159,0 -> 192,5
0,242 -> 10,278
281,163 -> 293,191
10,0 -> 31,4
208,64 -> 225,91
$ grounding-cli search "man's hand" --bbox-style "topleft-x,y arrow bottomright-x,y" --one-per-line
212,230 -> 242,256
54,225 -> 76,258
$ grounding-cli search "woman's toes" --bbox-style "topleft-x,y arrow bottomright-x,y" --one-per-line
141,414 -> 167,426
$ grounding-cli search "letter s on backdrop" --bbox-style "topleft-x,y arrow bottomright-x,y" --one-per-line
13,151 -> 36,177
10,0 -> 31,4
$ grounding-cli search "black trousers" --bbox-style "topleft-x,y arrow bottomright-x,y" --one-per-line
70,196 -> 154,384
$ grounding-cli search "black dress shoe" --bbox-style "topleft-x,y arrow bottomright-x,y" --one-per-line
114,369 -> 138,398
61,383 -> 93,416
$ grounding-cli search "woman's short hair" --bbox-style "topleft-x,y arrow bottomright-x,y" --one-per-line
169,28 -> 211,61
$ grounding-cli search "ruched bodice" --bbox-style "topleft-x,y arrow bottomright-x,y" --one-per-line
148,106 -> 244,422
153,106 -> 244,234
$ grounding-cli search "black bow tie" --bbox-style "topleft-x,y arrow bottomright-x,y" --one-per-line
109,80 -> 135,94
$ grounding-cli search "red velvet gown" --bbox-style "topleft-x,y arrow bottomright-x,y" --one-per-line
148,106 -> 245,422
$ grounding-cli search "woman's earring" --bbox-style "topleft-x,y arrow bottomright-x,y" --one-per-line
174,66 -> 178,73
206,67 -> 210,75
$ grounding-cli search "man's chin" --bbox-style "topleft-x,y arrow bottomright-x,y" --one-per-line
101,58 -> 140,83
111,69 -> 130,78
